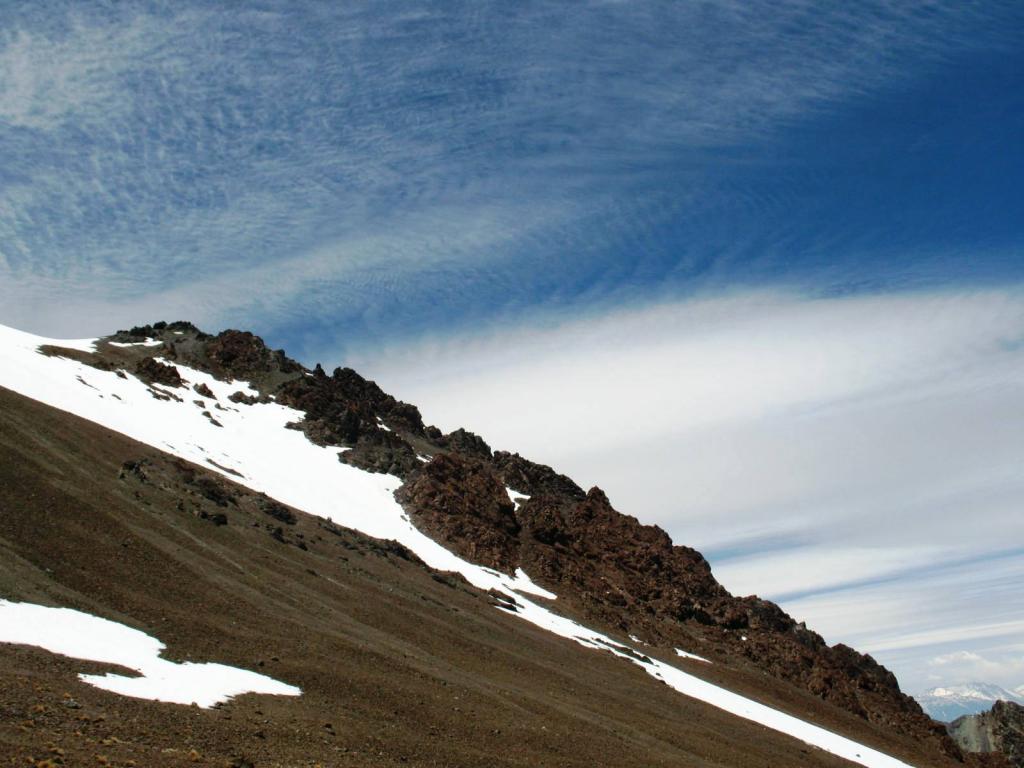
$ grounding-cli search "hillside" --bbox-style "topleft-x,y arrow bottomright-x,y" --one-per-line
0,321 -> 976,767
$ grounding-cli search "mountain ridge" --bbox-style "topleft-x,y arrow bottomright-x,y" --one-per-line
0,320 -> 981,766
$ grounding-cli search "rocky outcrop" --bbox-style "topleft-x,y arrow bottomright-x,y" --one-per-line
397,453 -> 521,571
340,429 -> 422,476
276,364 -> 425,462
396,451 -> 958,758
437,428 -> 492,459
491,450 -> 585,499
112,320 -> 209,343
135,357 -> 184,388
170,329 -> 302,390
203,330 -> 298,379
950,701 -> 1024,767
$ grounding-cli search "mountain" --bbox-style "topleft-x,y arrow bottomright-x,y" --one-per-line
920,685 -> 1024,723
0,321 -> 974,767
948,701 -> 1024,767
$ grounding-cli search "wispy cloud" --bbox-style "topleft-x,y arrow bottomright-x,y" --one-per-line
785,550 -> 1024,692
1,1 -> 1020,338
923,651 -> 1024,689
0,13 -> 167,129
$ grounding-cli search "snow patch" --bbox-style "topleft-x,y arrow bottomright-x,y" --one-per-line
505,487 -> 530,511
33,335 -> 98,353
511,568 -> 557,600
675,648 -> 712,664
108,339 -> 164,348
0,600 -> 300,707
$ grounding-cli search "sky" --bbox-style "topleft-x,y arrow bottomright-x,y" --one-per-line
1,1 -> 1023,695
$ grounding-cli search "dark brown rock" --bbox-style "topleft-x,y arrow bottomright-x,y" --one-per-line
134,357 -> 183,388
439,428 -> 491,459
275,365 -> 425,461
340,430 -> 421,476
397,453 -> 521,571
491,451 -> 585,499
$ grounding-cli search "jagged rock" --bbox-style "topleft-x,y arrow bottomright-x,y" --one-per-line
134,357 -> 183,388
276,365 -> 424,449
339,430 -> 421,476
113,320 -> 209,343
193,382 -> 215,399
397,453 -> 521,571
439,428 -> 491,458
398,454 -> 960,759
950,701 -> 1024,767
491,451 -> 585,499
203,330 -> 300,381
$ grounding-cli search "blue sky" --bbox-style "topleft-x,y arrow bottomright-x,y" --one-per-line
1,1 -> 1023,694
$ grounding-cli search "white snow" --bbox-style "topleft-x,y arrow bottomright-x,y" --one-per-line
505,486 -> 530,511
511,568 -> 557,599
0,323 -> 920,767
675,648 -> 712,664
23,333 -> 98,353
0,600 -> 300,707
928,683 -> 1020,701
108,339 -> 164,348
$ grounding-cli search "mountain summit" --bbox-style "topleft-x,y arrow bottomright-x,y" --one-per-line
0,321 -> 991,767
920,684 -> 1024,723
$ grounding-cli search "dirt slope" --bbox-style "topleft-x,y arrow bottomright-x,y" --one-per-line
0,385 -> 958,767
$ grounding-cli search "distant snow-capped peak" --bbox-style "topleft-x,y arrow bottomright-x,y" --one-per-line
918,682 -> 1024,722
927,683 -> 1023,701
